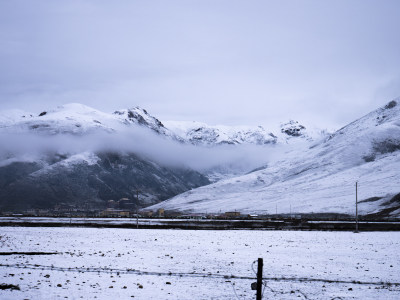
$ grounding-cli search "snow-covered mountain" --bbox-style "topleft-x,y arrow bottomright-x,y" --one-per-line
3,100 -> 398,216
163,120 -> 327,182
164,121 -> 278,145
164,119 -> 325,146
0,104 -> 208,211
0,103 -> 320,187
147,99 -> 400,217
0,151 -> 209,211
0,102 -> 322,148
280,120 -> 307,137
278,120 -> 323,142
0,103 -> 179,139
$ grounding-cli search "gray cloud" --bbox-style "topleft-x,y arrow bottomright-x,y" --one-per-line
0,126 -> 280,172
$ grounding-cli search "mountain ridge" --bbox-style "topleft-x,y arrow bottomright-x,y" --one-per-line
0,103 -> 211,211
1,99 -> 398,216
147,98 -> 400,217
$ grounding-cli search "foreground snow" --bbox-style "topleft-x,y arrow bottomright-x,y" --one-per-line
0,227 -> 399,299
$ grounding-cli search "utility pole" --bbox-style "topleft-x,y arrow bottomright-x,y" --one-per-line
355,181 -> 359,233
256,258 -> 263,300
136,189 -> 140,229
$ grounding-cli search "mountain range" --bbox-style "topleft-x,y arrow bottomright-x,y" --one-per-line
0,99 -> 399,217
0,104 -> 207,211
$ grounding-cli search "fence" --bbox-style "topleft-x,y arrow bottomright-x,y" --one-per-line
1,256 -> 399,299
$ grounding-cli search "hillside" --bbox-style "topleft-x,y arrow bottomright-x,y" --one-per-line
0,104 -> 209,211
147,99 -> 400,217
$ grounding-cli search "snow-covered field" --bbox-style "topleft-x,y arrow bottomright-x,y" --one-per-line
1,227 -> 399,299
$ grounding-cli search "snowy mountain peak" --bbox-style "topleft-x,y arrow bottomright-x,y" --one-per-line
385,99 -> 398,109
52,103 -> 102,114
37,103 -> 112,122
113,106 -> 167,134
280,120 -> 307,137
330,98 -> 400,140
0,103 -> 122,135
164,121 -> 277,146
0,103 -> 182,138
375,98 -> 399,124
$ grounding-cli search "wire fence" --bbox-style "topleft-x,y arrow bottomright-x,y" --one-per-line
1,262 -> 399,286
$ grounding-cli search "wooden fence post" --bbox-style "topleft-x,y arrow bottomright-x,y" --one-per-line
256,258 -> 263,300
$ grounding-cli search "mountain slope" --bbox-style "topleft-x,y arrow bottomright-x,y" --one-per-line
147,99 -> 400,217
0,152 -> 209,211
0,104 -> 209,211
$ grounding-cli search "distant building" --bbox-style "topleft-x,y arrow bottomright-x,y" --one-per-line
100,208 -> 130,218
224,211 -> 241,218
179,214 -> 206,220
140,210 -> 153,217
248,214 -> 259,219
157,208 -> 165,217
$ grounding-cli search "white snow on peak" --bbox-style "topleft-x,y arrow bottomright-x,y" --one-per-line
0,103 -> 326,147
164,120 -> 277,145
0,109 -> 34,125
53,103 -> 103,113
113,106 -> 174,137
165,119 -> 329,147
0,103 -> 176,137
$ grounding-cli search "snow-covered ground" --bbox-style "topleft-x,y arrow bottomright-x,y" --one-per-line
1,227 -> 399,299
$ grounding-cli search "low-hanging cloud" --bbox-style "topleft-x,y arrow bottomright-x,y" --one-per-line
0,126 -> 282,172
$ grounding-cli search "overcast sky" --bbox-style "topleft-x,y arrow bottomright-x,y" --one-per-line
0,0 -> 399,130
